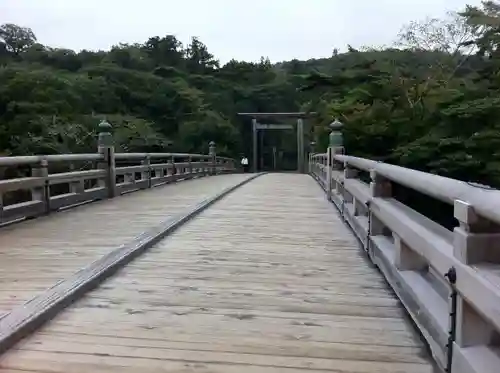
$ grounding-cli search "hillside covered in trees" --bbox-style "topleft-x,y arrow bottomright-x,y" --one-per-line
1,1 -> 500,186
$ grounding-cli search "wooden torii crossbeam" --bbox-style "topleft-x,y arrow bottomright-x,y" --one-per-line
238,112 -> 317,173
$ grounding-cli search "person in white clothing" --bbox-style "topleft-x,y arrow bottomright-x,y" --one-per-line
241,156 -> 249,173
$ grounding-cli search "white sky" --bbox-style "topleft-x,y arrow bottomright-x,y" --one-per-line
0,0 -> 482,63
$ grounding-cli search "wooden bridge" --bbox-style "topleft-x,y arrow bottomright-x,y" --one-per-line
0,139 -> 498,372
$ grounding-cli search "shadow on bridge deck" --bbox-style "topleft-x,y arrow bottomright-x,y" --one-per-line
0,174 -> 434,372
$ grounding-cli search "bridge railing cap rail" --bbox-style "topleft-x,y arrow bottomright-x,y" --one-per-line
0,152 -> 235,166
334,154 -> 500,225
114,153 -> 211,160
310,148 -> 500,373
0,154 -> 103,167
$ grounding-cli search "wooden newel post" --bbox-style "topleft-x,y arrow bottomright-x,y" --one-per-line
327,119 -> 345,201
368,170 -> 392,259
69,163 -> 85,195
188,156 -> 193,176
326,147 -> 333,201
170,155 -> 176,177
452,200 -> 500,349
370,171 -> 392,198
141,155 -> 151,188
97,120 -> 116,198
209,141 -> 216,176
31,157 -> 49,214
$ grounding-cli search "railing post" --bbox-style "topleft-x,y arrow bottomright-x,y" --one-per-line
188,156 -> 193,176
141,155 -> 151,188
323,155 -> 327,184
452,200 -> 500,349
326,148 -> 333,201
69,163 -> 85,195
393,234 -> 426,271
169,155 -> 175,178
209,141 -> 216,176
97,120 -> 116,198
368,170 -> 392,259
453,200 -> 500,265
370,170 -> 392,198
342,161 -> 357,210
344,162 -> 363,215
31,157 -> 49,214
315,155 -> 318,176
327,119 -> 345,199
311,155 -> 315,179
0,193 -> 3,221
343,162 -> 358,179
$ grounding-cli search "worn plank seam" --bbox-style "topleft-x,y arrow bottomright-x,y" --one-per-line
308,172 -> 442,372
0,172 -> 264,355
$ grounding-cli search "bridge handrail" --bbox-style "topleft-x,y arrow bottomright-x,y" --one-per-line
309,152 -> 500,373
0,145 -> 236,226
114,153 -> 211,161
0,152 -> 231,166
312,152 -> 500,224
336,154 -> 500,225
0,154 -> 103,166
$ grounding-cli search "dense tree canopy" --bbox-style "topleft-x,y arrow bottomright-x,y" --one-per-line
1,1 -> 500,186
298,1 -> 500,187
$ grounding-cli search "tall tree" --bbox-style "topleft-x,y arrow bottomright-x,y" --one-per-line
462,1 -> 500,57
143,36 -> 185,68
0,23 -> 37,55
186,37 -> 219,73
395,11 -> 476,54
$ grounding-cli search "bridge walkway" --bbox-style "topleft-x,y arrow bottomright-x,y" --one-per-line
0,174 -> 252,317
0,174 -> 433,372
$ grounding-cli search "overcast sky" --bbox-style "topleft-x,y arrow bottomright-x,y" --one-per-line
1,0 -> 482,63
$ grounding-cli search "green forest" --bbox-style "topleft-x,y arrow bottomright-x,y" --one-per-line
1,1 -> 500,186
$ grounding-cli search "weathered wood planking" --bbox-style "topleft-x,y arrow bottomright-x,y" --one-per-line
0,174 -> 435,372
0,174 -> 261,356
0,174 -> 251,317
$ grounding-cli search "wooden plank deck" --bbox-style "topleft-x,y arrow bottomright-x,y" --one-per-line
0,174 -> 252,317
0,174 -> 435,372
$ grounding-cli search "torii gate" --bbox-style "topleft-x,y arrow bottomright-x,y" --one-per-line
238,112 -> 317,173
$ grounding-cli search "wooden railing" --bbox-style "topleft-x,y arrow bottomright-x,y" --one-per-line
0,150 -> 235,226
309,152 -> 500,373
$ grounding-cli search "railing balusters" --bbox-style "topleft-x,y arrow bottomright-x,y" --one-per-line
0,151 -> 235,226
309,152 -> 500,373
69,163 -> 85,196
0,124 -> 236,227
141,155 -> 151,189
31,158 -> 49,216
